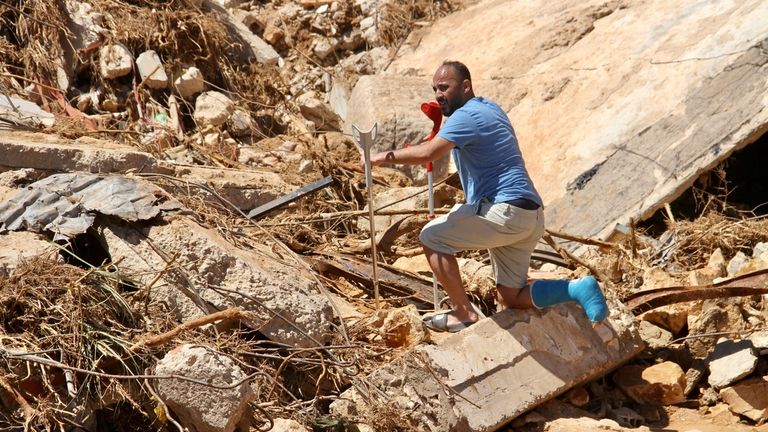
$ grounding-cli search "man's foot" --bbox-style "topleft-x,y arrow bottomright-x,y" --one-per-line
422,310 -> 478,333
568,276 -> 609,323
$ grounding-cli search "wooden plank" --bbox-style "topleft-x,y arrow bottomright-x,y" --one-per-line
247,175 -> 334,219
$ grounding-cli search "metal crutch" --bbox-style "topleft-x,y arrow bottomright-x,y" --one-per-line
352,123 -> 381,308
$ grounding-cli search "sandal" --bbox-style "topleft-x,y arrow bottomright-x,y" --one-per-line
423,311 -> 477,333
422,304 -> 486,333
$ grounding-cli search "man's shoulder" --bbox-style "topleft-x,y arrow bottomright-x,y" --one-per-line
461,97 -> 502,114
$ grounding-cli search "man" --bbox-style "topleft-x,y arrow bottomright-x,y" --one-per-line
370,61 -> 608,332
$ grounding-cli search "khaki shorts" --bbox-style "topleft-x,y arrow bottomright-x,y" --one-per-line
419,199 -> 545,288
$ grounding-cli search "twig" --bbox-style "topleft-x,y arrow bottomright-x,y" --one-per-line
0,346 -> 266,389
131,308 -> 255,351
544,228 -> 616,249
542,233 -> 607,281
144,375 -> 187,432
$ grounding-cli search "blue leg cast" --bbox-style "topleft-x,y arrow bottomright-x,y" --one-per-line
530,276 -> 609,323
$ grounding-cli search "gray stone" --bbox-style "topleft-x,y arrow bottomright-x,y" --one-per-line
155,344 -> 253,432
194,91 -> 235,127
99,43 -> 133,79
638,319 -> 673,350
706,338 -> 758,389
174,67 -> 206,99
136,50 -> 168,89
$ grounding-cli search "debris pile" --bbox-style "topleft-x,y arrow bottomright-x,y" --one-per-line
0,0 -> 449,167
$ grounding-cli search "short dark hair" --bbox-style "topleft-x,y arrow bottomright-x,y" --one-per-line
441,61 -> 471,82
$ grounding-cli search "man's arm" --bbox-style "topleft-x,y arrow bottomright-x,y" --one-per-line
370,136 -> 454,166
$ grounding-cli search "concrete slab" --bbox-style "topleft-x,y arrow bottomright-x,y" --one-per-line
0,132 -> 173,175
331,302 -> 643,431
0,132 -> 294,214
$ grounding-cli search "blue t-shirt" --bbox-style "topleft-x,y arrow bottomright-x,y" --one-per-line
437,97 -> 542,206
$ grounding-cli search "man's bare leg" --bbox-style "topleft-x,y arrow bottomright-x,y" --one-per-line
423,245 -> 479,325
496,284 -> 534,311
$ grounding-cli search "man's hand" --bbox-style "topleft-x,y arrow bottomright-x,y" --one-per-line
366,151 -> 394,168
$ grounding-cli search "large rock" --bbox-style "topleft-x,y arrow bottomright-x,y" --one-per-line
330,302 -> 643,431
99,217 -> 334,347
155,344 -> 253,432
612,361 -> 687,406
345,75 -> 450,185
719,376 -> 768,423
388,0 -> 768,241
706,338 -> 758,389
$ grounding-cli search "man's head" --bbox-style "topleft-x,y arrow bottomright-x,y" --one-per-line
432,61 -> 474,116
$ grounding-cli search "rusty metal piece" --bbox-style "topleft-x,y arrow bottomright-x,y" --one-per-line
623,268 -> 768,315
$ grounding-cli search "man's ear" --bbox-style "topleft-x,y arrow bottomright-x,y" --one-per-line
462,79 -> 472,95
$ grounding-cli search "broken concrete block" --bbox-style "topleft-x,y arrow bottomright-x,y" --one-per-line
331,303 -> 643,431
99,43 -> 133,79
706,338 -> 757,389
0,95 -> 55,129
194,91 -> 235,127
174,67 -> 206,99
155,344 -> 253,432
99,216 -> 333,347
136,50 -> 168,89
719,376 -> 768,423
613,361 -> 686,405
0,132 -> 174,175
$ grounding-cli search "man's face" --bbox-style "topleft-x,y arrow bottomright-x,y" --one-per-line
432,66 -> 467,116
